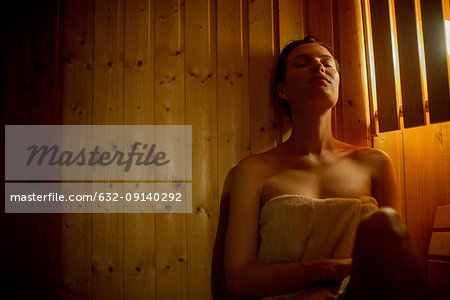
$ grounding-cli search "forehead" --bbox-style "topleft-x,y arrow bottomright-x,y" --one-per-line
286,42 -> 334,62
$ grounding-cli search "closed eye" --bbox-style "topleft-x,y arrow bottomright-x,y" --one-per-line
321,58 -> 336,68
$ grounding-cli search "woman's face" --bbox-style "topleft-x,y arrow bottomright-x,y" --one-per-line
278,43 -> 340,112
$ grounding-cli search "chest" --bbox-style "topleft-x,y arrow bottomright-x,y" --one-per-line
261,159 -> 372,205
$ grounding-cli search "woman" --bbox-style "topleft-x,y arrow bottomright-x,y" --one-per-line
212,36 -> 426,299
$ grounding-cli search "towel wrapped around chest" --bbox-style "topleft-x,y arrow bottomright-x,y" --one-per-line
256,195 -> 378,299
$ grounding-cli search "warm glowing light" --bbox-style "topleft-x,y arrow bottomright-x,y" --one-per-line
363,0 -> 378,117
414,0 -> 428,119
388,0 -> 402,126
446,20 -> 450,55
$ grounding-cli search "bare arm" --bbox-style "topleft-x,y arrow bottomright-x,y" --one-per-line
211,169 -> 234,299
370,150 -> 400,211
223,158 -> 350,298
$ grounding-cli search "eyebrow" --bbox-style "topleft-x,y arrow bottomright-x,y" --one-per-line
292,54 -> 335,61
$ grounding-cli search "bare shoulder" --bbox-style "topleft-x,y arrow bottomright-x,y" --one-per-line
339,142 -> 398,208
340,142 -> 394,174
223,153 -> 275,203
228,154 -> 272,185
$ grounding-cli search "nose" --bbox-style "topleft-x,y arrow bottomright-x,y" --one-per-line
312,60 -> 325,73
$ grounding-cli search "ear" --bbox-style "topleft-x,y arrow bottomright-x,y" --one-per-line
277,83 -> 288,100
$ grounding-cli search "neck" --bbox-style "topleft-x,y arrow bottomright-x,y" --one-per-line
285,107 -> 336,155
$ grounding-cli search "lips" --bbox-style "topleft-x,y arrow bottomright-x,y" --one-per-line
310,75 -> 330,84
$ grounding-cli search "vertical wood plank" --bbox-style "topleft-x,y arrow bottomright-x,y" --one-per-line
278,0 -> 306,45
369,0 -> 399,132
306,0 -> 341,140
61,0 -> 94,299
403,124 -> 447,264
29,1 -> 63,299
154,0 -> 187,299
337,0 -> 371,146
394,0 -> 425,128
185,0 -> 217,298
442,122 -> 450,205
332,0 -> 343,141
278,0 -> 306,141
92,0 -> 125,299
123,0 -> 155,299
373,132 -> 406,219
306,0 -> 334,47
1,1 -> 32,124
30,0 -> 63,125
248,0 -> 280,154
217,0 -> 250,188
2,2 -> 34,299
214,2 -> 250,296
420,0 -> 450,124
360,0 -> 378,135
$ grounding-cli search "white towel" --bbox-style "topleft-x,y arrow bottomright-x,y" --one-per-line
257,195 -> 378,299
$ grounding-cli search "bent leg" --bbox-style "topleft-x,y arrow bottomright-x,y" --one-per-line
347,208 -> 427,300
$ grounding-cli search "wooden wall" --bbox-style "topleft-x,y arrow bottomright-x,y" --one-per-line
1,0 -> 448,298
374,122 -> 450,266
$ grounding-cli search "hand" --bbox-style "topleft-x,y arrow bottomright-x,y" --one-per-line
302,258 -> 352,283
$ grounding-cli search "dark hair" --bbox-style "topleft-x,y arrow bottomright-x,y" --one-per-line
275,35 -> 338,120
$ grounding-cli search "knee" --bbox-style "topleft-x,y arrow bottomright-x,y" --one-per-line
357,207 -> 409,242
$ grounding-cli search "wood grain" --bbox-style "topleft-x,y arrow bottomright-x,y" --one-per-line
123,0 -> 155,299
185,0 -> 218,298
369,0 -> 399,132
154,0 -> 187,299
61,0 -> 94,299
393,0 -> 425,128
249,0 -> 280,154
420,0 -> 450,123
403,124 -> 446,262
337,0 -> 371,146
92,0 -> 125,299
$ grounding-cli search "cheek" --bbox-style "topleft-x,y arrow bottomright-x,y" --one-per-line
332,73 -> 340,88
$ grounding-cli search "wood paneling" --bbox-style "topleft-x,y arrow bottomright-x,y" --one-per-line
337,0 -> 371,146
394,0 -> 425,128
217,0 -> 250,188
306,0 -> 334,47
420,0 -> 450,123
92,0 -> 125,299
373,130 -> 407,218
61,0 -> 94,299
443,122 -> 450,205
403,124 -> 447,261
185,0 -> 217,299
30,1 -> 63,299
278,0 -> 305,45
428,232 -> 450,256
2,1 -> 63,299
123,0 -> 155,299
249,0 -> 280,153
433,205 -> 450,229
1,3 -> 34,298
214,2 -> 250,296
369,0 -> 399,132
154,0 -> 187,299
278,0 -> 306,141
4,0 -> 450,299
374,122 -> 450,269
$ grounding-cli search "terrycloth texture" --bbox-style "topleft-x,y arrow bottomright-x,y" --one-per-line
257,195 -> 379,300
